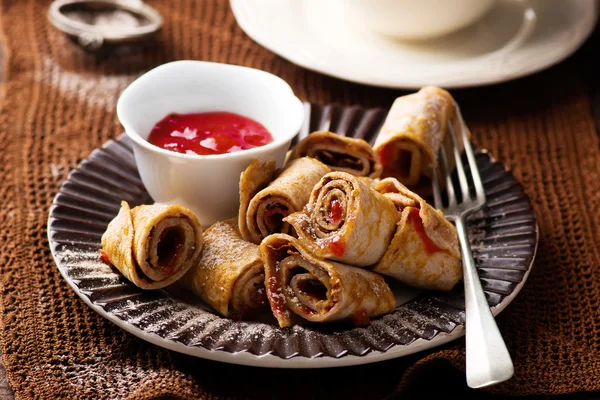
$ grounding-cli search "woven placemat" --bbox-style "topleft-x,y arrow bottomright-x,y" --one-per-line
0,1 -> 599,399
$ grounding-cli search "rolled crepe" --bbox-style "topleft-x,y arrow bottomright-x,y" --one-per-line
372,178 -> 462,291
261,234 -> 396,328
373,86 -> 459,192
285,171 -> 399,267
239,157 -> 330,244
101,201 -> 203,290
180,219 -> 267,318
287,131 -> 382,178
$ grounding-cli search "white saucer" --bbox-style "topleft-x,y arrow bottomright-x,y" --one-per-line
230,0 -> 598,89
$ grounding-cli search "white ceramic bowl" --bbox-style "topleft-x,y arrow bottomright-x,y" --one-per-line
116,60 -> 304,227
344,0 -> 498,41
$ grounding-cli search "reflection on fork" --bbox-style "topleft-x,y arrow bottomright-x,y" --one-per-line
431,106 -> 515,389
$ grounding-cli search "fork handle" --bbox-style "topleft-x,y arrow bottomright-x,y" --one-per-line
455,216 -> 515,389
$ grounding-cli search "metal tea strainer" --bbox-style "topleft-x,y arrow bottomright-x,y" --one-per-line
48,0 -> 163,53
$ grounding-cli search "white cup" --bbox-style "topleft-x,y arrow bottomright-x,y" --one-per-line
117,61 -> 304,227
344,0 -> 498,41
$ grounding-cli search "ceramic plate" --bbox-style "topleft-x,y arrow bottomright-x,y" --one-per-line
230,0 -> 597,89
47,103 -> 538,368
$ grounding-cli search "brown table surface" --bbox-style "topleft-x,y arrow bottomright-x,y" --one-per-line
1,11 -> 600,400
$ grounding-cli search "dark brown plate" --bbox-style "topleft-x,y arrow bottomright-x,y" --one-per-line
47,103 -> 538,368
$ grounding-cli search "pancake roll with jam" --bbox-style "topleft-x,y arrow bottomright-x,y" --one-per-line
284,171 -> 399,267
372,178 -> 462,291
373,86 -> 461,196
287,131 -> 382,178
100,201 -> 203,290
238,157 -> 330,244
260,234 -> 395,328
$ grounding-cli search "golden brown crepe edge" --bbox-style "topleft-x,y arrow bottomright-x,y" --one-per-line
238,159 -> 277,244
101,201 -> 140,285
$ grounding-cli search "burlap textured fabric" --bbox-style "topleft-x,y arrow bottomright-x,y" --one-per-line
0,1 -> 599,398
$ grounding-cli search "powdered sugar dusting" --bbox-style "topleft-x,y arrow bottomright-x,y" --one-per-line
57,249 -> 120,280
59,249 -> 102,263
136,307 -> 203,334
236,322 -> 276,344
198,223 -> 247,271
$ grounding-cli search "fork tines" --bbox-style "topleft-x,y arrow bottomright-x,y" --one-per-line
432,105 -> 486,216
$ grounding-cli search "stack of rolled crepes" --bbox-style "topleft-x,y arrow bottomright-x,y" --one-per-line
373,86 -> 463,197
101,205 -> 269,320
235,155 -> 396,327
261,169 -> 462,328
238,157 -> 331,244
283,171 -> 461,281
101,85 -> 466,329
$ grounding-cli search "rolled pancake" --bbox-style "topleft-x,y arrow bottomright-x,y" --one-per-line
373,86 -> 460,194
238,159 -> 276,242
373,178 -> 462,291
101,201 -> 203,290
180,219 -> 267,318
288,131 -> 382,178
285,171 -> 399,267
239,157 -> 330,244
260,233 -> 396,328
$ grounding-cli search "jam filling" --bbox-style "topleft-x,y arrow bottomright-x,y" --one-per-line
99,249 -> 111,264
266,275 -> 287,318
408,208 -> 444,253
327,199 -> 344,224
329,235 -> 346,257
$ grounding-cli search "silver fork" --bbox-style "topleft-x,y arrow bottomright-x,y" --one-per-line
431,107 -> 514,389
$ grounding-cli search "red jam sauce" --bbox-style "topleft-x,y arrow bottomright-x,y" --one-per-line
328,199 -> 344,224
329,235 -> 346,257
99,249 -> 111,264
408,208 -> 444,254
147,111 -> 274,155
298,304 -> 316,316
266,275 -> 287,318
